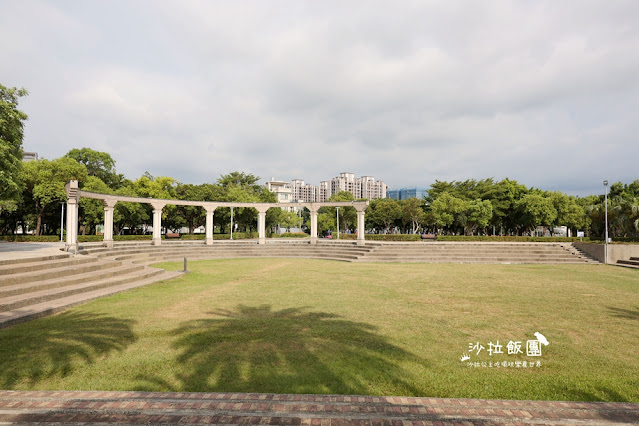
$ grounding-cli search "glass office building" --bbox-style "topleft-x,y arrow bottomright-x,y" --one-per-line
386,187 -> 429,200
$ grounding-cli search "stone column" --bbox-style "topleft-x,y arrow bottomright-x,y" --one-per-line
103,199 -> 117,249
205,206 -> 215,245
151,203 -> 165,246
309,206 -> 319,245
64,180 -> 79,253
257,207 -> 268,245
357,210 -> 366,246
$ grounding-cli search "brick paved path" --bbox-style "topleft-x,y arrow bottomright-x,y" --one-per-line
0,390 -> 637,425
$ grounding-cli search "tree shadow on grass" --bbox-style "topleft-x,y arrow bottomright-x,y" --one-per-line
136,305 -> 424,395
0,311 -> 136,388
607,306 -> 639,321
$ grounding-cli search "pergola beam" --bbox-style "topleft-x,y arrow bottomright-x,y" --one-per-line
64,181 -> 369,250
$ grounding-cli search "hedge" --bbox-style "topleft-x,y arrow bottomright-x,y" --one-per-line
338,234 -> 422,241
275,232 -> 310,238
436,236 -> 591,242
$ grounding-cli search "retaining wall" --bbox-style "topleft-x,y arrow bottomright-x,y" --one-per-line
573,242 -> 639,264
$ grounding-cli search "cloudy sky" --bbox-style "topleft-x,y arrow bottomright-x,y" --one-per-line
1,1 -> 638,196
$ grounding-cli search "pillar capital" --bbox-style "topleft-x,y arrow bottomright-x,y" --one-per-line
103,198 -> 118,209
204,204 -> 218,214
150,202 -> 166,211
65,180 -> 80,204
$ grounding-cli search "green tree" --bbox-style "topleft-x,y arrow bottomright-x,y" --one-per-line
280,210 -> 302,232
174,183 -> 208,234
217,171 -> 260,189
430,192 -> 468,233
321,191 -> 357,234
0,84 -> 28,212
65,147 -> 123,189
400,198 -> 426,234
317,212 -> 335,235
515,194 -> 557,235
114,184 -> 149,234
367,198 -> 401,234
465,199 -> 493,235
490,178 -> 529,234
22,157 -> 88,235
79,176 -> 113,235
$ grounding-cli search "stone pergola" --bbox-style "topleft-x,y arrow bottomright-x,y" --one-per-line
64,180 -> 369,251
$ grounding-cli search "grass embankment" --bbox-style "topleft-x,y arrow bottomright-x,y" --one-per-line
0,259 -> 637,401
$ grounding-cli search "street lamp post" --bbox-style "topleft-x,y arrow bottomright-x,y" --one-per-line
336,207 -> 340,239
604,180 -> 608,264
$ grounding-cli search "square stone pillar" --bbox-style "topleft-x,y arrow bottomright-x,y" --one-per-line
357,210 -> 366,246
205,207 -> 215,245
257,207 -> 268,245
64,180 -> 79,253
103,200 -> 116,249
310,208 -> 318,245
151,204 -> 164,246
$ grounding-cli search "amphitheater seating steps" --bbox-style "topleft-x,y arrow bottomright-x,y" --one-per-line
0,254 -> 180,329
0,240 -> 599,328
617,256 -> 639,268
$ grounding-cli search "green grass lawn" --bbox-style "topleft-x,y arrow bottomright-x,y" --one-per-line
1,259 -> 638,402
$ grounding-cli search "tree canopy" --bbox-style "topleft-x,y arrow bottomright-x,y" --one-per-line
0,84 -> 28,211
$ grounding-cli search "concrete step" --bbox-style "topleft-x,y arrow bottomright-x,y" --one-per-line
367,259 -> 591,264
130,253 -> 358,264
0,263 -> 145,298
0,390 -> 637,424
0,258 -> 121,287
0,267 -> 164,313
617,259 -> 639,268
0,269 -> 181,329
0,253 -> 70,267
0,255 -> 96,276
93,246 -> 374,258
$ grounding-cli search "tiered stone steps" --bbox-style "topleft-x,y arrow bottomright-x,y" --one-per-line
617,256 -> 639,269
0,253 -> 180,329
79,240 -> 378,264
0,390 -> 637,424
0,240 -> 599,328
79,240 -> 598,265
361,242 -> 597,264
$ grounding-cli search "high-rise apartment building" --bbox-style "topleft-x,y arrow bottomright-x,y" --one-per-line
266,173 -> 387,202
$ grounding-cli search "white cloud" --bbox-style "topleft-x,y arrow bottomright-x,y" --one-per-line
1,0 -> 637,195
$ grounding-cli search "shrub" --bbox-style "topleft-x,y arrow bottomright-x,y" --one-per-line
180,234 -> 206,240
278,232 -> 310,238
436,236 -> 590,242
0,235 -> 61,242
339,234 -> 421,241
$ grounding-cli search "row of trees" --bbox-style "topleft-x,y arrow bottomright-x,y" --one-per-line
1,83 -> 637,238
358,179 -> 639,237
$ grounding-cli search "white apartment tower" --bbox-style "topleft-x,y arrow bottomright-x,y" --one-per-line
267,173 -> 387,202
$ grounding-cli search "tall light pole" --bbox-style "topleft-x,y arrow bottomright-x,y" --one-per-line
604,180 -> 609,264
336,207 -> 340,239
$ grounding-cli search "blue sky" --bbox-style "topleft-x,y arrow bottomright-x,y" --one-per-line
1,1 -> 638,196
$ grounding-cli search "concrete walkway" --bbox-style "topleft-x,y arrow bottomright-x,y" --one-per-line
0,390 -> 637,425
0,242 -> 67,261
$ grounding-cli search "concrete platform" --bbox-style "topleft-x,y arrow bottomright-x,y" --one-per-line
0,242 -> 67,261
0,390 -> 636,425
